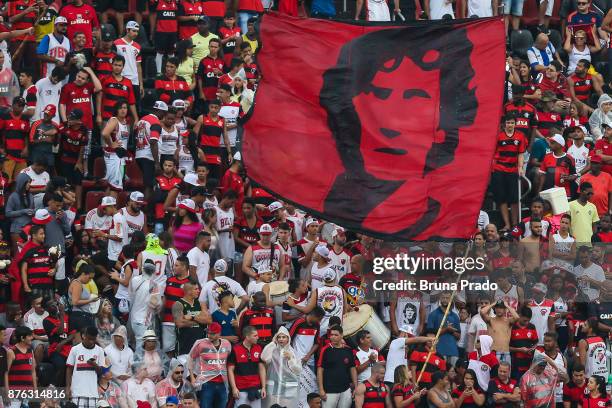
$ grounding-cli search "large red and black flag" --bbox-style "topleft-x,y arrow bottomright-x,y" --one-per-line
243,13 -> 506,241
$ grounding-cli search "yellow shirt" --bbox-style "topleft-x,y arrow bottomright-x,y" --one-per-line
36,8 -> 59,43
569,200 -> 599,244
84,280 -> 98,296
191,32 -> 219,69
177,57 -> 196,86
242,34 -> 259,53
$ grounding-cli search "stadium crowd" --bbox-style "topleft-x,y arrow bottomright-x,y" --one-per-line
0,0 -> 609,407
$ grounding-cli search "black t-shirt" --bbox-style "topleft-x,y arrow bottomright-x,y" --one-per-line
588,300 -> 612,337
65,49 -> 94,82
316,344 -> 355,393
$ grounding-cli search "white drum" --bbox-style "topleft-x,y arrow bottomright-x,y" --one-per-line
342,304 -> 390,350
268,281 -> 289,305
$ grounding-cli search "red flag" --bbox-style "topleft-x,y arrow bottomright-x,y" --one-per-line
243,14 -> 506,241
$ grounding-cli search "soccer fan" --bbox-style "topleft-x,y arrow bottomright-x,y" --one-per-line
177,0 -> 203,40
172,279 -> 211,356
59,0 -> 100,49
114,21 -> 143,100
0,97 -> 30,183
151,0 -> 179,72
196,38 -> 225,108
65,326 -> 106,405
317,325 -> 357,407
569,59 -> 603,116
97,54 -> 138,126
228,325 -> 267,407
581,155 -> 612,216
135,101 -> 165,203
29,103 -> 59,173
36,16 -> 70,79
155,58 -> 193,106
91,31 -> 117,82
219,14 -> 242,67
32,67 -> 66,123
536,133 -> 577,197
7,0 -> 38,70
6,326 -> 37,393
569,182 -> 600,243
58,109 -> 87,208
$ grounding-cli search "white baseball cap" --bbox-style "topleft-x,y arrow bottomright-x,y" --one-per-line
233,151 -> 242,161
153,101 -> 168,111
259,224 -> 273,235
268,201 -> 283,212
129,191 -> 145,204
126,21 -> 140,30
54,16 -> 68,25
322,267 -> 336,282
315,245 -> 330,258
33,209 -> 52,225
178,198 -> 197,213
183,172 -> 199,186
332,226 -> 345,239
305,218 -> 318,227
172,99 -> 186,109
100,196 -> 117,207
549,134 -> 565,147
214,259 -> 228,274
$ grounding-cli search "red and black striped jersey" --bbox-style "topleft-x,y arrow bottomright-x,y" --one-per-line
8,0 -> 36,41
101,75 -> 136,119
152,0 -> 178,33
43,315 -> 72,359
59,124 -> 88,165
391,384 -> 416,408
538,152 -> 576,196
178,0 -> 203,40
197,56 -> 225,100
570,73 -> 593,102
22,243 -> 55,290
563,381 -> 587,408
199,115 -> 224,164
234,215 -> 262,245
504,100 -> 537,139
363,380 -> 387,408
219,26 -> 241,65
245,62 -> 260,87
0,111 -> 29,162
239,307 -> 275,345
408,350 -> 446,385
23,85 -> 37,110
162,275 -> 190,323
154,75 -> 193,105
8,346 -> 33,389
154,175 -> 182,219
92,50 -> 117,82
492,131 -> 528,173
536,110 -> 563,137
509,322 -> 539,375
227,342 -> 263,390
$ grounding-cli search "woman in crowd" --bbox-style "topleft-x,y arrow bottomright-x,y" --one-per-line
547,274 -> 570,352
68,263 -> 98,331
121,361 -> 158,408
175,40 -> 197,90
140,330 -> 165,383
6,173 -> 33,250
580,375 -> 610,408
564,27 -> 601,76
391,365 -> 427,408
95,297 -> 121,348
171,199 -> 202,253
201,208 -> 220,259
231,76 -> 255,113
451,369 -> 485,407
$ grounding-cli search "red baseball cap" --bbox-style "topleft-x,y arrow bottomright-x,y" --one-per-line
43,104 -> 56,116
208,322 -> 222,334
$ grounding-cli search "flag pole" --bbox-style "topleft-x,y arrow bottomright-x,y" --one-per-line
414,242 -> 471,389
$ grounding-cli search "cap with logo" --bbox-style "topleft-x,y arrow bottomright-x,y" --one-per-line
331,226 -> 345,239
178,198 -> 197,213
54,16 -> 68,25
268,201 -> 283,212
183,172 -> 199,186
532,282 -> 548,294
172,99 -> 186,109
322,267 -> 336,282
315,245 -> 330,259
233,151 -> 242,161
214,259 -> 228,273
305,218 -> 318,227
153,100 -> 169,111
43,104 -> 57,116
259,223 -> 273,235
548,134 -> 565,147
100,196 -> 117,207
126,21 -> 140,30
129,191 -> 146,204
33,209 -> 52,225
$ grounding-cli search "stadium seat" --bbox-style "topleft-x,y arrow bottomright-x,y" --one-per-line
510,30 -> 534,59
82,157 -> 108,190
124,160 -> 144,191
85,191 -> 106,212
144,57 -> 157,80
141,89 -> 157,114
143,78 -> 156,90
521,0 -> 539,26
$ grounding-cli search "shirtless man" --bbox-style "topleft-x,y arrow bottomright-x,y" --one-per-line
518,218 -> 544,272
480,299 -> 520,364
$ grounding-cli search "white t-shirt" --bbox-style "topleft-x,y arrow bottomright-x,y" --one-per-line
567,144 -> 589,175
355,347 -> 380,382
66,343 -> 106,397
573,262 -> 606,301
247,280 -> 266,297
108,212 -> 129,261
129,275 -> 154,324
467,0 -> 492,17
24,309 -> 49,337
103,343 -> 134,379
33,77 -> 62,122
21,167 -> 50,192
187,246 -> 210,285
159,125 -> 179,156
468,312 -> 489,351
384,338 -> 407,383
328,248 -> 351,279
113,38 -> 141,85
218,103 -> 240,147
200,275 -> 246,313
84,208 -> 112,232
310,262 -> 330,292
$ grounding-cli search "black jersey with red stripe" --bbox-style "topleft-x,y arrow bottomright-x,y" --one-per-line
363,380 -> 387,408
504,100 -> 537,140
199,115 -> 224,164
539,153 -> 576,196
21,243 -> 54,290
162,275 -> 190,323
0,112 -> 29,162
92,50 -> 117,82
178,0 -> 203,39
59,124 -> 89,165
8,346 -> 33,389
227,342 -> 263,390
408,350 -> 446,385
219,26 -> 241,60
509,322 -> 539,375
197,56 -> 225,100
234,215 -> 263,246
154,75 -> 193,105
101,75 -> 136,119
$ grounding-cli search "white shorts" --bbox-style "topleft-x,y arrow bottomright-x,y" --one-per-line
544,0 -> 554,16
104,152 -> 125,191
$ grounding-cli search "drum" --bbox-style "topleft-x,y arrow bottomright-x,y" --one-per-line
268,281 -> 289,305
342,304 -> 390,350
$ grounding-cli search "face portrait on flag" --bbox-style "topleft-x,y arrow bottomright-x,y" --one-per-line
243,14 -> 506,241
320,27 -> 478,239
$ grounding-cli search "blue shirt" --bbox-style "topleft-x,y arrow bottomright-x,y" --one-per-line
530,138 -> 551,163
568,11 -> 602,27
426,307 -> 460,357
212,309 -> 237,337
311,0 -> 335,17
